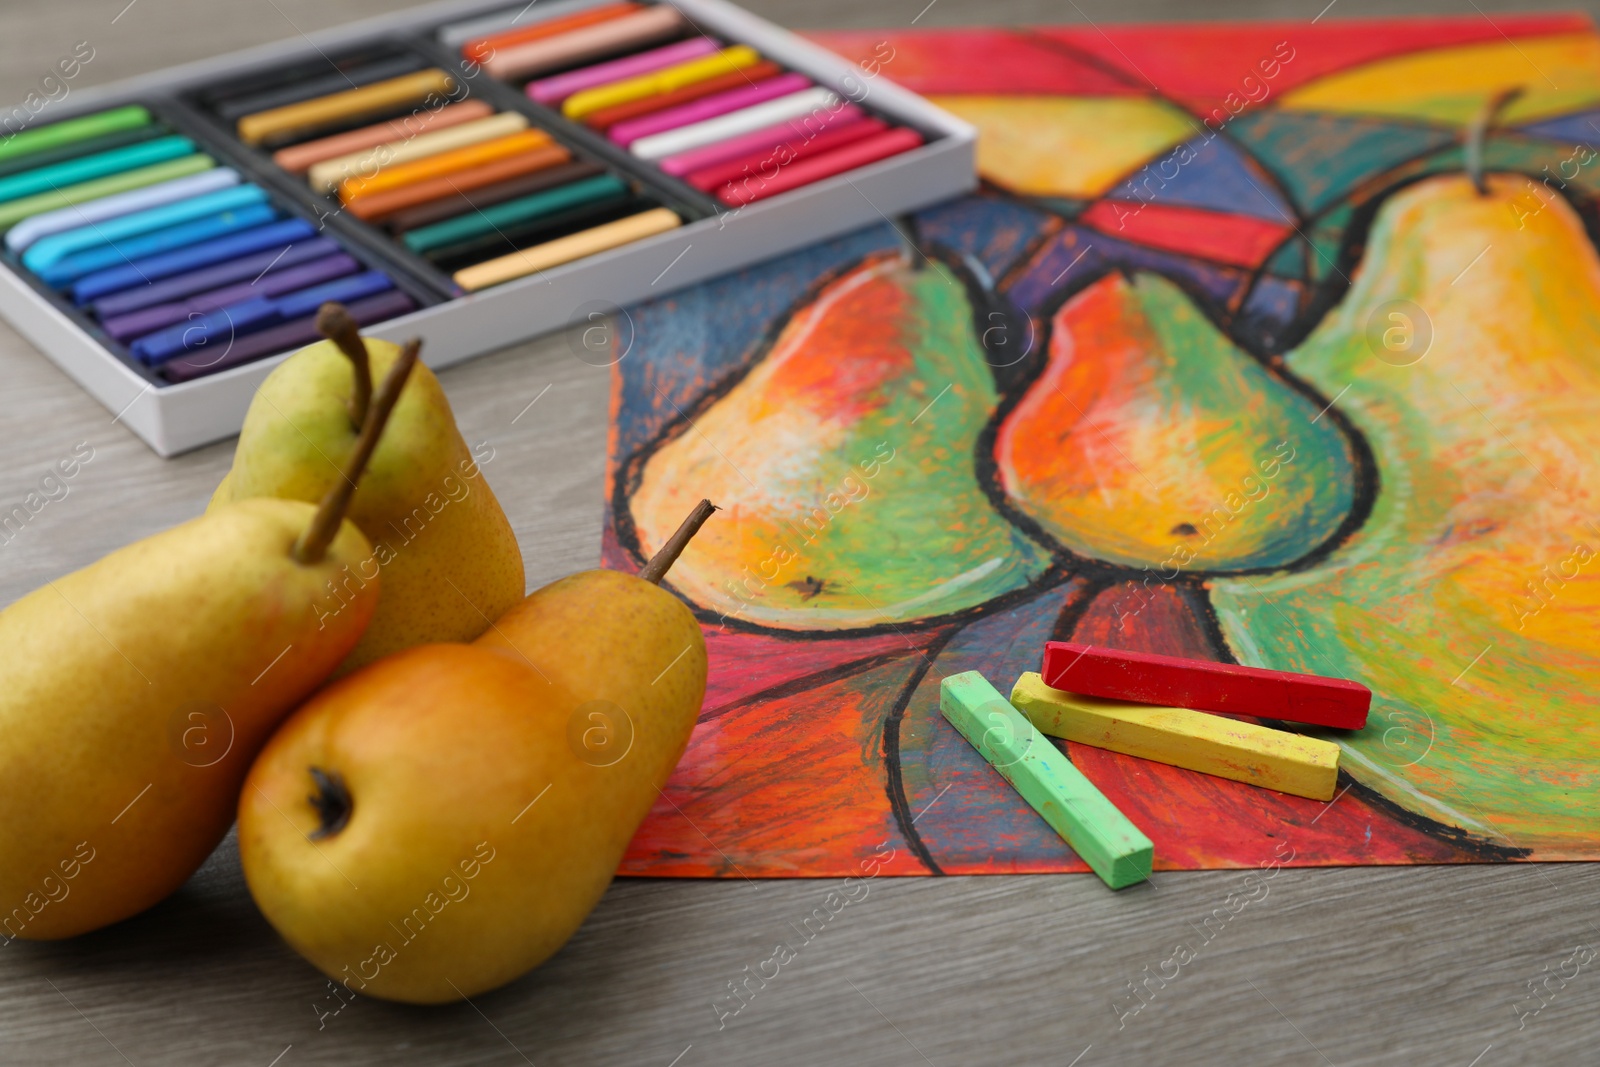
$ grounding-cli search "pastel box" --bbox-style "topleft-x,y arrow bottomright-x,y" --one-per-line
0,0 -> 975,456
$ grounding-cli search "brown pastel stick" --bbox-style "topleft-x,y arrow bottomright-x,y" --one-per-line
385,160 -> 605,233
270,101 -> 494,174
482,5 -> 687,81
345,143 -> 572,222
237,70 -> 457,146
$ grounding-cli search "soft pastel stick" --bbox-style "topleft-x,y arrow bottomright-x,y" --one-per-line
525,36 -> 715,105
402,173 -> 629,253
161,289 -> 414,383
424,194 -> 641,272
72,218 -> 317,303
1010,671 -> 1342,802
461,2 -> 640,62
716,127 -> 924,206
583,60 -> 782,130
131,270 -> 393,363
23,185 -> 269,271
453,206 -> 680,290
90,235 -> 341,317
101,254 -> 359,341
660,103 -> 864,176
6,167 -> 239,252
940,670 -> 1153,890
0,125 -> 167,181
0,105 -> 150,166
490,7 -> 689,83
38,203 -> 280,286
214,55 -> 426,122
562,45 -> 762,119
628,87 -> 839,160
1041,641 -> 1372,730
609,73 -> 811,147
271,100 -> 494,174
0,155 -> 215,230
236,70 -> 457,146
339,130 -> 552,203
307,111 -> 529,193
384,160 -> 604,233
345,143 -> 571,221
0,136 -> 196,205
683,117 -> 882,190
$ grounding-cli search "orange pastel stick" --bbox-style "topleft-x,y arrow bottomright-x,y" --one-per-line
463,2 -> 640,64
344,143 -> 573,222
339,130 -> 552,203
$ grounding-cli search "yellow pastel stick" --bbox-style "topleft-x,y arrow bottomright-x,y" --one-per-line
453,207 -> 681,290
1009,671 -> 1341,801
561,45 -> 762,119
237,70 -> 457,146
305,111 -> 529,193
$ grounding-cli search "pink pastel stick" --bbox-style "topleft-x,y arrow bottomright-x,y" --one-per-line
608,72 -> 812,147
526,38 -> 718,105
659,104 -> 864,176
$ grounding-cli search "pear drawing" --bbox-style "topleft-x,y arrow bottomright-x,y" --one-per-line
628,250 -> 1050,631
212,306 -> 524,674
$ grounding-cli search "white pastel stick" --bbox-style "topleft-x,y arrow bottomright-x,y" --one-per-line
628,87 -> 843,162
4,167 -> 238,252
305,112 -> 530,193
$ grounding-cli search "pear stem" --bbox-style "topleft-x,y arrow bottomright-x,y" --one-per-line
316,302 -> 372,431
639,499 -> 718,585
291,338 -> 420,565
1466,87 -> 1523,196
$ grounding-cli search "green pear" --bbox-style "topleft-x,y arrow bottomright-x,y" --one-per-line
0,345 -> 418,941
237,502 -> 715,1003
212,304 -> 524,675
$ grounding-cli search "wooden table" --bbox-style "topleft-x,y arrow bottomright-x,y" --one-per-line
2,1 -> 1597,1063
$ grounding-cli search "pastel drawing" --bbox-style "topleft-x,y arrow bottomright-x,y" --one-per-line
604,14 -> 1600,876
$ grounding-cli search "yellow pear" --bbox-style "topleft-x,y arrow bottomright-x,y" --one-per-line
0,345 -> 419,941
237,502 -> 715,1002
212,305 -> 524,675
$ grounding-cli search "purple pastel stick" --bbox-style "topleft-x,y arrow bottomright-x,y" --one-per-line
526,38 -> 719,105
160,289 -> 415,383
659,105 -> 865,176
608,72 -> 811,147
88,236 -> 341,318
102,254 -> 360,342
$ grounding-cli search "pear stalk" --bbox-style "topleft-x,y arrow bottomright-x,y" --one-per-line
639,499 -> 717,584
1466,87 -> 1524,196
315,302 -> 373,430
292,339 -> 420,565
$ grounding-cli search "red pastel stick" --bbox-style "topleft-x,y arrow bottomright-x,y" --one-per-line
1041,641 -> 1371,730
684,116 -> 888,191
715,126 -> 925,206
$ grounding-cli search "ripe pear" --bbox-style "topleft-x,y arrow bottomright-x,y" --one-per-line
237,502 -> 716,1003
0,345 -> 419,941
212,304 -> 524,675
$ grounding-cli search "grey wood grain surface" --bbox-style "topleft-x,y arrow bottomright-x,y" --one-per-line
2,2 -> 1598,1064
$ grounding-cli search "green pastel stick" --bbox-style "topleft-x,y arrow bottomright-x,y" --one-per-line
401,173 -> 629,254
939,670 -> 1154,889
0,105 -> 152,166
0,135 -> 195,204
0,154 -> 215,230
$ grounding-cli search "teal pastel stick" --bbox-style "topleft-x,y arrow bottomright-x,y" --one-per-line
401,174 -> 629,254
939,670 -> 1154,889
0,135 -> 195,205
35,203 -> 279,286
23,185 -> 269,271
0,105 -> 151,166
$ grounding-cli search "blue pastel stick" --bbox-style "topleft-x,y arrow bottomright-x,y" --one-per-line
5,168 -> 239,253
23,185 -> 269,271
129,271 -> 394,364
130,297 -> 281,364
0,136 -> 196,205
89,234 -> 339,317
37,203 -> 280,286
72,218 -> 317,303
